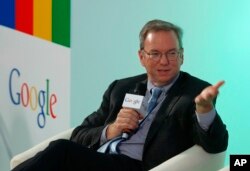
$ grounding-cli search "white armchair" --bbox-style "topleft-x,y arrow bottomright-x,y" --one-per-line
218,166 -> 229,171
10,128 -> 74,170
10,128 -> 226,171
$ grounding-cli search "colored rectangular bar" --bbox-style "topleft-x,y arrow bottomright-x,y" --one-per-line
52,0 -> 70,47
15,0 -> 33,35
0,0 -> 15,28
34,0 -> 52,41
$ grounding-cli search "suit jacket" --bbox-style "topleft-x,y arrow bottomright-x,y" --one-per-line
70,71 -> 228,170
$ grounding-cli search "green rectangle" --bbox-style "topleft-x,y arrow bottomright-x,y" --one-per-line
52,0 -> 70,47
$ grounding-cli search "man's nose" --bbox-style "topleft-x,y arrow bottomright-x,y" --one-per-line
159,55 -> 169,64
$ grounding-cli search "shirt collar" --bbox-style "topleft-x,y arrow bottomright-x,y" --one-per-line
147,73 -> 180,94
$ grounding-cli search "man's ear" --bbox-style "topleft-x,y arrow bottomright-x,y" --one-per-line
180,54 -> 184,65
179,49 -> 184,65
138,50 -> 145,67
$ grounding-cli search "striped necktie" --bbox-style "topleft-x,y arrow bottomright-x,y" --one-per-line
147,87 -> 162,114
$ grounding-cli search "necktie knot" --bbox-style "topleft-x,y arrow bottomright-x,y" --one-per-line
151,87 -> 162,97
147,87 -> 162,114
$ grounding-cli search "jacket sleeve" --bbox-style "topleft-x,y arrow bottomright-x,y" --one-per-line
193,111 -> 229,153
70,80 -> 118,149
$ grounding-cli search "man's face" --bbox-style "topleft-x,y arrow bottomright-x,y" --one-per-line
138,30 -> 183,86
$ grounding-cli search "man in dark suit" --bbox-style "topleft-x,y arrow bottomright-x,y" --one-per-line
12,19 -> 228,171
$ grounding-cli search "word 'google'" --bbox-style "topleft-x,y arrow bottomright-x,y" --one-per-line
9,68 -> 58,128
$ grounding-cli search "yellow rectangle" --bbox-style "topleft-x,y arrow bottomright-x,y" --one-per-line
34,0 -> 52,41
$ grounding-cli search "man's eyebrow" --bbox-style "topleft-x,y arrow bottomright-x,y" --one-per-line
149,48 -> 178,53
166,48 -> 178,52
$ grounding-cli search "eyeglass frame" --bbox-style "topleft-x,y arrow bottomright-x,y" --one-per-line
142,48 -> 183,62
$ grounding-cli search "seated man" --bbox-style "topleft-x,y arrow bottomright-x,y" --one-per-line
13,19 -> 228,171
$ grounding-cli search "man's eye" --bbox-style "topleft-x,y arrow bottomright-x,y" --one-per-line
169,51 -> 177,55
150,53 -> 160,57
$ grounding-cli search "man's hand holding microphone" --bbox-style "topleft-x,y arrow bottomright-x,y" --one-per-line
106,84 -> 146,140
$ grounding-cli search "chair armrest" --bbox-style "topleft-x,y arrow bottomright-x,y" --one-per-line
10,128 -> 74,170
150,145 -> 226,171
218,166 -> 229,171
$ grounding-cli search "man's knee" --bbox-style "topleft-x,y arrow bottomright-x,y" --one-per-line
48,139 -> 71,151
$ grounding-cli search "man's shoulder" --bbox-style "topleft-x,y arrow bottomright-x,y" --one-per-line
108,74 -> 147,92
180,71 -> 211,88
118,73 -> 147,83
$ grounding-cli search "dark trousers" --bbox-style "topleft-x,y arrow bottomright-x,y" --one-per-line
12,139 -> 143,171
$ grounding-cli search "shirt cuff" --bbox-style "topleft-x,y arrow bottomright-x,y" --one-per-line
196,108 -> 216,131
100,125 -> 109,145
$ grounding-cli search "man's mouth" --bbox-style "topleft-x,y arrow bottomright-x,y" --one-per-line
157,69 -> 169,73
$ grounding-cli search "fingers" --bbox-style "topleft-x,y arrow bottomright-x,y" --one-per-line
115,108 -> 143,132
213,80 -> 225,90
206,80 -> 225,99
107,108 -> 144,139
198,81 -> 225,100
195,80 -> 225,113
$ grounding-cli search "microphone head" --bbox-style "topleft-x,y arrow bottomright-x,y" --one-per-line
123,83 -> 145,110
133,83 -> 146,95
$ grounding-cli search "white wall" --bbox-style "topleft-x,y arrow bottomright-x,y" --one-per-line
0,26 -> 70,171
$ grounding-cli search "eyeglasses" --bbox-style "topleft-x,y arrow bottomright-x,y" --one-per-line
143,49 -> 182,62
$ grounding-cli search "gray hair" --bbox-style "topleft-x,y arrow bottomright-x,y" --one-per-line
139,19 -> 183,49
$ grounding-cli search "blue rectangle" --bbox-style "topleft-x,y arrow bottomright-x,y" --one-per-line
0,0 -> 15,28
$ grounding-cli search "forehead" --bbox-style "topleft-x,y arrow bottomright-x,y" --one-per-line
144,30 -> 180,50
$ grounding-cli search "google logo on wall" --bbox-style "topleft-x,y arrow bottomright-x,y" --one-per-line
9,68 -> 58,128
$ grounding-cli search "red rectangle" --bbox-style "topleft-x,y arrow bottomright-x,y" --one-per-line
15,0 -> 33,35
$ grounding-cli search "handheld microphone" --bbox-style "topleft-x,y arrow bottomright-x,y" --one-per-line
132,82 -> 147,96
121,83 -> 146,138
